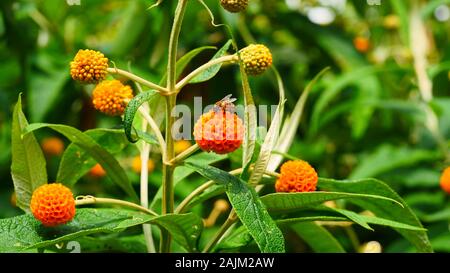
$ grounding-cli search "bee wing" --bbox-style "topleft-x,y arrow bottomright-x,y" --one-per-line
220,94 -> 236,103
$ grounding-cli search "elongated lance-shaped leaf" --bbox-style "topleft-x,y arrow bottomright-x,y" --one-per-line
11,95 -> 47,212
291,222 -> 346,253
23,123 -> 138,202
261,191 -> 404,213
0,208 -> 202,253
318,177 -> 433,252
184,162 -> 285,253
190,40 -> 233,83
248,67 -> 285,185
123,90 -> 159,143
57,129 -> 129,187
268,67 -> 329,172
160,46 -> 217,86
238,60 -> 257,176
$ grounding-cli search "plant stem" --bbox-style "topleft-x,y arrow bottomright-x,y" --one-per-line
175,55 -> 238,90
160,95 -> 177,253
138,106 -> 167,162
160,0 -> 188,253
107,67 -> 169,94
167,0 -> 188,91
75,196 -> 158,217
170,143 -> 199,165
202,210 -> 237,253
344,226 -> 361,253
140,103 -> 156,253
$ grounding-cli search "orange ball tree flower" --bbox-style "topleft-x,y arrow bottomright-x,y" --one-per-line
92,80 -> 134,116
30,183 -> 76,227
275,160 -> 318,193
240,44 -> 273,76
193,108 -> 244,155
70,49 -> 109,84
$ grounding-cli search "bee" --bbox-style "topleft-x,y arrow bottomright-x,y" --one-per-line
213,94 -> 237,113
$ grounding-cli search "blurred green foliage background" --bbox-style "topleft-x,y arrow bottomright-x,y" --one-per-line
0,0 -> 449,252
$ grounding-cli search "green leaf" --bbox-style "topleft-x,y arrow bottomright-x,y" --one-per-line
185,184 -> 225,212
318,177 -> 433,252
151,213 -> 203,252
74,235 -> 147,253
323,207 -> 427,231
261,192 -> 403,213
420,207 -> 450,222
160,46 -> 217,85
268,67 -> 329,172
29,68 -> 68,122
0,208 -> 202,253
0,208 -> 153,252
57,129 -> 129,187
123,90 -> 159,143
11,95 -> 47,212
216,215 -> 348,252
189,40 -> 232,83
184,162 -> 285,253
23,123 -> 138,202
248,68 -> 285,185
310,66 -> 380,136
150,152 -> 227,210
239,60 -> 257,177
215,225 -> 254,251
349,145 -> 440,179
290,222 -> 346,253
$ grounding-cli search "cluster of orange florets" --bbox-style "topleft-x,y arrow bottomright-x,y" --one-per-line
440,167 -> 450,194
220,0 -> 248,13
30,183 -> 76,227
193,109 -> 244,154
275,160 -> 318,193
240,44 -> 273,76
92,80 -> 134,116
70,49 -> 109,84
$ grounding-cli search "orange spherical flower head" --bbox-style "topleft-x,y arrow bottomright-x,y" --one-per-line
275,160 -> 318,193
92,80 -> 134,116
353,37 -> 370,53
70,49 -> 109,84
220,0 -> 248,13
240,44 -> 273,76
440,167 -> 450,194
193,97 -> 244,154
30,183 -> 76,227
41,137 -> 65,156
89,163 -> 106,178
131,156 -> 155,174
